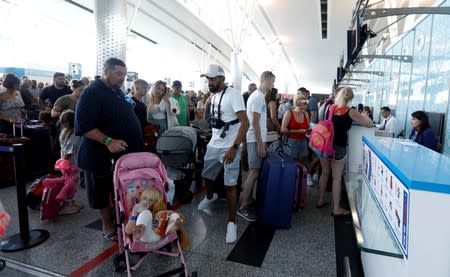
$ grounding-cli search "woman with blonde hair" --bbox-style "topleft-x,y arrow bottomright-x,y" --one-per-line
281,93 -> 310,163
146,81 -> 179,135
316,87 -> 372,215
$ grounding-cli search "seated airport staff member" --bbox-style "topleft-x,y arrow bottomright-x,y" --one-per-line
237,71 -> 275,222
197,64 -> 249,244
75,58 -> 144,241
379,106 -> 403,137
409,110 -> 437,151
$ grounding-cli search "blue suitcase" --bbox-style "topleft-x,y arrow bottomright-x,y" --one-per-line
257,151 -> 297,228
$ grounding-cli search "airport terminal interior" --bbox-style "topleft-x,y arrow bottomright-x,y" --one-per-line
1,0 -> 450,276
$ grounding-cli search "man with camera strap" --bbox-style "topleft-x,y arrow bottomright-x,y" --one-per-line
197,64 -> 249,244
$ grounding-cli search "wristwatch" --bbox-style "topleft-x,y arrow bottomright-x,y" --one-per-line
232,143 -> 239,150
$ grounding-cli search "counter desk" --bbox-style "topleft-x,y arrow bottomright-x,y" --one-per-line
346,136 -> 450,277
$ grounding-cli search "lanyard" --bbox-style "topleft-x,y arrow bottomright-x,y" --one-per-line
211,87 -> 228,120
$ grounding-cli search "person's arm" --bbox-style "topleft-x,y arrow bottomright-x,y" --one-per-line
169,98 -> 180,115
51,104 -> 63,118
421,129 -> 437,150
280,110 -> 291,134
223,110 -> 249,164
349,108 -> 373,127
83,128 -> 128,154
269,101 -> 281,131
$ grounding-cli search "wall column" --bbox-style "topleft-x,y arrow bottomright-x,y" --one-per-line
94,0 -> 128,75
230,50 -> 243,91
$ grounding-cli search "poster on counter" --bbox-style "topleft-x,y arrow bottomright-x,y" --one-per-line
362,141 -> 409,256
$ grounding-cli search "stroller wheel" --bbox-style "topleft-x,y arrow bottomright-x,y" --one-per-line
113,253 -> 126,272
0,259 -> 5,271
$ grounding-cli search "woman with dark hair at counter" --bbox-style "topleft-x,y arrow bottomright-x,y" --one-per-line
409,110 -> 437,151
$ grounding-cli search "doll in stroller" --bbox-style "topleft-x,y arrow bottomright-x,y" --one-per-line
113,152 -> 196,276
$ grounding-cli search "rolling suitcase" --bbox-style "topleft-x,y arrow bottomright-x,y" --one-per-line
257,151 -> 297,229
40,177 -> 64,221
294,162 -> 308,210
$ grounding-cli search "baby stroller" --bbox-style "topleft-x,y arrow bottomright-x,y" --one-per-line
113,152 -> 194,276
156,126 -> 199,204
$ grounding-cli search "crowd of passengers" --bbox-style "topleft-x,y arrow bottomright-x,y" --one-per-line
0,57 -> 438,244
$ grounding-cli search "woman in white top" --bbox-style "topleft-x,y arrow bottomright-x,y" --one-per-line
146,81 -> 179,135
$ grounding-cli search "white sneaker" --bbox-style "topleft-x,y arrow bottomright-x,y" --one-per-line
313,173 -> 319,183
225,222 -> 237,243
307,174 -> 314,187
197,193 -> 218,210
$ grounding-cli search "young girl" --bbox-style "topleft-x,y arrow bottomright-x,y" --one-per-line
58,110 -> 82,215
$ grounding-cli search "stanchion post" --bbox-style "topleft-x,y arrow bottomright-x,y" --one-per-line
0,143 -> 49,252
13,144 -> 30,241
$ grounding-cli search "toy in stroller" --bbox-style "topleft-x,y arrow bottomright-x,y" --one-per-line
156,126 -> 199,204
113,152 -> 196,276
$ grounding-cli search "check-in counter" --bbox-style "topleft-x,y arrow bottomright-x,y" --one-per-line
346,136 -> 450,277
347,124 -> 376,173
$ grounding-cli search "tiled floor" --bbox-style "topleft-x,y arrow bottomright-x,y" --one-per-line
0,179 -> 336,277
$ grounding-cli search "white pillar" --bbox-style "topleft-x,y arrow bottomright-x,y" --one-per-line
94,0 -> 128,75
230,50 -> 243,92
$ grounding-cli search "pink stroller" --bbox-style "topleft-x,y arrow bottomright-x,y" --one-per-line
112,152 -> 196,277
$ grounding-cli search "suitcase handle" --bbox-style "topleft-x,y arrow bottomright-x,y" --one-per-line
272,151 -> 286,168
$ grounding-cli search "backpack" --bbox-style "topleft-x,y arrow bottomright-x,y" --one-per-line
309,104 -> 335,158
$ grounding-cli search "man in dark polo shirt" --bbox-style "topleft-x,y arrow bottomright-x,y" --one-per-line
39,72 -> 71,109
75,58 -> 144,240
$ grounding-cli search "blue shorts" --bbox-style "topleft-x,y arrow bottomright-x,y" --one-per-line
202,145 -> 241,186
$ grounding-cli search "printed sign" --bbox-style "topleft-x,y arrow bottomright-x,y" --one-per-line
362,141 -> 409,256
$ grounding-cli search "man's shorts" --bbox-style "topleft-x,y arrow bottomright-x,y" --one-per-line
85,169 -> 113,209
202,145 -> 241,186
247,142 -> 264,169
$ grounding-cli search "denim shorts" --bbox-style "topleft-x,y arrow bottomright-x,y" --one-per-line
202,145 -> 241,186
285,138 -> 308,160
247,142 -> 265,169
334,145 -> 347,160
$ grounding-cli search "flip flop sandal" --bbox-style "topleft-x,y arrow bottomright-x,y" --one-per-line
331,210 -> 350,217
103,232 -> 118,242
